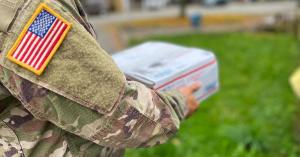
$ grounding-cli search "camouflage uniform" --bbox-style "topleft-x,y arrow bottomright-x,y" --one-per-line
0,0 -> 188,157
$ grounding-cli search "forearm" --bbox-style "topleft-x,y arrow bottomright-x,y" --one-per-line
1,67 -> 187,148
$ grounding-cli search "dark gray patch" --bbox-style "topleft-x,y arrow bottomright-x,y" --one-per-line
159,108 -> 171,120
132,92 -> 138,100
20,80 -> 48,103
123,126 -> 132,139
6,113 -> 33,129
125,108 -> 140,121
4,147 -> 18,157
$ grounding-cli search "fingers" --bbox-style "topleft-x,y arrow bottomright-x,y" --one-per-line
187,95 -> 200,117
178,82 -> 202,117
187,82 -> 201,94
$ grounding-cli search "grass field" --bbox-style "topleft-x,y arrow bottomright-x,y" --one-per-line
125,33 -> 300,157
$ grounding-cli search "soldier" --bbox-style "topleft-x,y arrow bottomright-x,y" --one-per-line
0,0 -> 200,157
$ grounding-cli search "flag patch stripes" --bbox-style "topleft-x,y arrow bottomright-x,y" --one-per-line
7,3 -> 72,75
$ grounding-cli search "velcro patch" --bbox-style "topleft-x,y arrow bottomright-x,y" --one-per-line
7,3 -> 71,75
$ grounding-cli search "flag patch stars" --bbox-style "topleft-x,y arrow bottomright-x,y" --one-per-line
28,10 -> 56,38
7,3 -> 72,75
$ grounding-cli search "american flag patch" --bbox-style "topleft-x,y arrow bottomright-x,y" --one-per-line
7,3 -> 71,75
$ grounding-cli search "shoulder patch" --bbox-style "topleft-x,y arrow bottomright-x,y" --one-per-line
6,3 -> 72,75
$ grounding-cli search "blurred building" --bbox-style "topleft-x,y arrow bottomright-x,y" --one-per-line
82,0 -> 174,14
126,0 -> 170,11
81,0 -> 235,15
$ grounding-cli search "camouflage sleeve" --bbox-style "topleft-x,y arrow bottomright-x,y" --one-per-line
157,89 -> 188,121
2,67 -> 188,148
0,84 -> 11,100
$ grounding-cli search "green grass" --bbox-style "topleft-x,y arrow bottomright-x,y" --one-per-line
125,33 -> 300,157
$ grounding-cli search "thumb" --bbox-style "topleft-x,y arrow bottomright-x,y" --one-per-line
188,82 -> 201,93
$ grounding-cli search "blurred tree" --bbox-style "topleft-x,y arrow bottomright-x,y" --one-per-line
297,0 -> 300,40
179,0 -> 187,17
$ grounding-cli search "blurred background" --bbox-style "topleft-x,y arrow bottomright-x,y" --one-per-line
81,0 -> 300,156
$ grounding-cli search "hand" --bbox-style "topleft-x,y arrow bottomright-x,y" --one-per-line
178,82 -> 201,117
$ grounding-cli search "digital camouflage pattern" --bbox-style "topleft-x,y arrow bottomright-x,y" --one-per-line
0,0 -> 188,157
